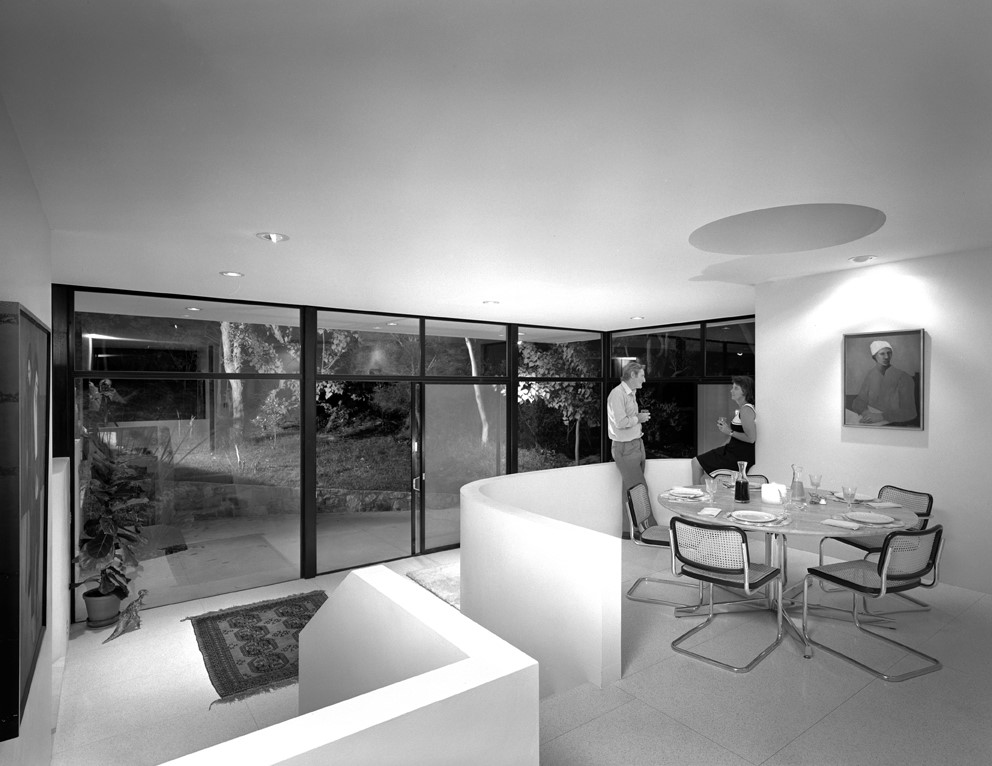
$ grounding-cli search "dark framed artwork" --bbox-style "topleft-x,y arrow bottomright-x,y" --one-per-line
0,303 -> 51,742
843,329 -> 924,430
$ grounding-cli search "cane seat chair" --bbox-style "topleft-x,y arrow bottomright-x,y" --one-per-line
668,517 -> 784,673
802,525 -> 944,682
819,485 -> 933,613
625,484 -> 700,607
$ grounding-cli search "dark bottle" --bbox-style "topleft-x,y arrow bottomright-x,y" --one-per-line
734,461 -> 750,503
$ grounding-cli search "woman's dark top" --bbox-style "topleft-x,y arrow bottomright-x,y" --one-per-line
696,403 -> 756,473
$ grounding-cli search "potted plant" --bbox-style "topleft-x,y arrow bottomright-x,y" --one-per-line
74,433 -> 149,628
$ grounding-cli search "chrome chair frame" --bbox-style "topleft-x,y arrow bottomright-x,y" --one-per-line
802,525 -> 944,682
819,485 -> 933,615
625,483 -> 701,608
669,517 -> 784,673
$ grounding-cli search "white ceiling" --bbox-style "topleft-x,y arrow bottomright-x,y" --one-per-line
2,1 -> 990,331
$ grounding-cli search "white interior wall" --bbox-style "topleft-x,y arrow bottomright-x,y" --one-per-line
461,459 -> 692,697
755,251 -> 990,593
0,93 -> 54,766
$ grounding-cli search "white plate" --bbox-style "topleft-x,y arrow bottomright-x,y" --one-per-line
833,492 -> 874,502
668,487 -> 704,498
730,510 -> 779,524
845,511 -> 895,525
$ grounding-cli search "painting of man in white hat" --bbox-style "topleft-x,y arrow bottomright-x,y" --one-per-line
844,330 -> 923,428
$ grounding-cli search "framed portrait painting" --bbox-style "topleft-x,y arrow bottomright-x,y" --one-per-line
843,329 -> 924,430
0,303 -> 50,742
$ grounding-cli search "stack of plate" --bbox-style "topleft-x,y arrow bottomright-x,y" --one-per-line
844,511 -> 895,525
664,487 -> 706,501
729,510 -> 785,525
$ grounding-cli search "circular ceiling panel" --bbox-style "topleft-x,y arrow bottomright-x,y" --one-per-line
689,203 -> 886,255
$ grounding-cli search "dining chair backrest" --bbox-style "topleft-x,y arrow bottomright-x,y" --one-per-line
878,485 -> 933,530
670,517 -> 748,574
878,525 -> 943,583
627,483 -> 654,537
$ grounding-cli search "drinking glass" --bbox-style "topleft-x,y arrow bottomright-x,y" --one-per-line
704,475 -> 717,496
809,473 -> 822,501
841,485 -> 857,512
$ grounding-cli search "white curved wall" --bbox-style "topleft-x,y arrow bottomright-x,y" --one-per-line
460,459 -> 691,697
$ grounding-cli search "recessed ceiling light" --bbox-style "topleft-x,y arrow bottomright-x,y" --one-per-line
185,306 -> 201,311
630,316 -> 644,321
386,321 -> 398,326
483,300 -> 500,305
848,254 -> 877,263
220,271 -> 244,277
255,232 -> 289,244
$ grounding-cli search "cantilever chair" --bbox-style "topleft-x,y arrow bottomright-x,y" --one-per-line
625,484 -> 700,607
819,485 -> 933,614
803,525 -> 944,682
668,517 -> 784,673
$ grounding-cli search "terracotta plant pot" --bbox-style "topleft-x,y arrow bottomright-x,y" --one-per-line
82,588 -> 122,629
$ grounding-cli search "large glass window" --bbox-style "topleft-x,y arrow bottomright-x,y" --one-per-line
72,292 -> 302,609
704,319 -> 755,376
76,376 -> 301,608
315,381 -> 413,572
422,383 -> 506,549
75,293 -> 301,374
517,328 -> 602,471
612,324 -> 702,379
424,320 -> 506,376
316,311 -> 420,376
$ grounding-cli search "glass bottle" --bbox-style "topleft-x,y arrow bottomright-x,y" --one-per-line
734,461 -> 750,503
790,464 -> 806,505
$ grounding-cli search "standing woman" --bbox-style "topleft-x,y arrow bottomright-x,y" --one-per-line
691,376 -> 756,484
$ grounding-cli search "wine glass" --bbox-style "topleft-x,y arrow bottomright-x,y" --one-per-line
841,485 -> 857,512
809,473 -> 822,502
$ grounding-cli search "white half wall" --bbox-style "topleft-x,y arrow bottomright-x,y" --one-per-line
162,566 -> 539,766
756,251 -> 990,593
461,459 -> 692,697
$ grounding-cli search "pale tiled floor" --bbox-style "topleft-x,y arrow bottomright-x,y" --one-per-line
54,540 -> 992,766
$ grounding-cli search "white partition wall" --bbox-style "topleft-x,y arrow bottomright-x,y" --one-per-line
163,567 -> 539,766
461,459 -> 691,698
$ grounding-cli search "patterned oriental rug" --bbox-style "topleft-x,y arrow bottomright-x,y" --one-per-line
184,590 -> 328,704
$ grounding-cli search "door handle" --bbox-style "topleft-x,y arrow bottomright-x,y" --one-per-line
413,474 -> 424,492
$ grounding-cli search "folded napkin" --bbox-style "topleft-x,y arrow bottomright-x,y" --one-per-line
670,486 -> 702,495
698,507 -> 721,517
866,501 -> 901,509
822,518 -> 860,530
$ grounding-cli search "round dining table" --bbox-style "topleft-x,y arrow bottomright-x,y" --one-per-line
655,483 -> 921,654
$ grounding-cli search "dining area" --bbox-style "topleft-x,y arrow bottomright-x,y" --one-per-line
629,464 -> 945,683
561,466 -> 989,766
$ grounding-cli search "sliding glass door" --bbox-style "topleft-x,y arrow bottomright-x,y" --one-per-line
419,383 -> 506,551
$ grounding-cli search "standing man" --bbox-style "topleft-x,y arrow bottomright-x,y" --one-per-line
608,362 -> 651,518
852,340 -> 918,425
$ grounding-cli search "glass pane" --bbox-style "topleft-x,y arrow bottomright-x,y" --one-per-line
424,320 -> 506,376
611,325 -> 702,379
75,377 -> 300,608
518,381 -> 602,471
316,311 -> 420,376
75,292 -> 301,374
517,328 -> 601,378
423,383 -> 506,549
639,380 -> 696,459
704,320 -> 755,376
315,382 -> 413,572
